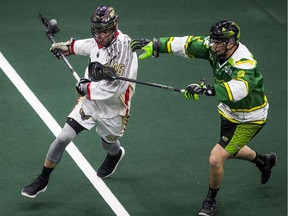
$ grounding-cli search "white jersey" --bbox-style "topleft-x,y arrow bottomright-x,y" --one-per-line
71,30 -> 138,119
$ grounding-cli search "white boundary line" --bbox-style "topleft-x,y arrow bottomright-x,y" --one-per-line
0,52 -> 130,216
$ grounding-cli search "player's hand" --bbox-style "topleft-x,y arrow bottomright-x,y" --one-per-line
76,78 -> 91,96
184,79 -> 215,99
130,38 -> 150,52
88,62 -> 118,81
130,38 -> 160,60
50,37 -> 75,59
184,83 -> 201,100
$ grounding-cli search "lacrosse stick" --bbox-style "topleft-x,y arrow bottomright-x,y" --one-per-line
114,76 -> 184,93
37,13 -> 185,93
37,13 -> 80,82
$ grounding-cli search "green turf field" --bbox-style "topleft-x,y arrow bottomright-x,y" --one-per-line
0,0 -> 286,215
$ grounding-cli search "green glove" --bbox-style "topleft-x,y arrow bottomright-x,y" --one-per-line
184,79 -> 215,100
184,80 -> 205,100
130,38 -> 160,60
139,41 -> 153,60
131,38 -> 150,51
184,88 -> 200,100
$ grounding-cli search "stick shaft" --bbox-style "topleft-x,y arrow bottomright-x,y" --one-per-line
47,34 -> 80,82
115,76 -> 184,93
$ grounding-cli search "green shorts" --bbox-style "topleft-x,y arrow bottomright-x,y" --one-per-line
219,117 -> 265,155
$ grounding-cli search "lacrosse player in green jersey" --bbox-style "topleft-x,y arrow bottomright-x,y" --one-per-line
131,20 -> 277,216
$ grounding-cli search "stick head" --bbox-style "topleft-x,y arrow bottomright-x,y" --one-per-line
88,62 -> 117,81
37,13 -> 60,36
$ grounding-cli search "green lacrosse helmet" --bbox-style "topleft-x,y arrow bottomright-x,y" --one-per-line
209,20 -> 241,44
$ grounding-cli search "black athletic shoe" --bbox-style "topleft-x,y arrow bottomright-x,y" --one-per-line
97,147 -> 125,178
198,198 -> 217,216
21,175 -> 48,198
257,152 -> 277,184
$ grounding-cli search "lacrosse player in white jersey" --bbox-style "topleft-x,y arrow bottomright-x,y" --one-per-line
21,5 -> 138,198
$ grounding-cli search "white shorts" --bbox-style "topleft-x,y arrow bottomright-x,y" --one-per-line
68,99 -> 126,143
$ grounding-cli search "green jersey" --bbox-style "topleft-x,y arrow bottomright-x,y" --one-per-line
158,36 -> 268,124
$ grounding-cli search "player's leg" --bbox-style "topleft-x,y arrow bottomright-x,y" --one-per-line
96,115 -> 126,178
199,118 -> 256,215
199,119 -> 277,215
198,143 -> 230,216
209,144 -> 231,189
97,139 -> 125,178
227,122 -> 277,184
233,145 -> 277,184
21,118 -> 85,198
21,101 -> 93,198
199,118 -> 242,216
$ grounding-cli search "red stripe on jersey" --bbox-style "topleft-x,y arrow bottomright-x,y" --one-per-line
125,85 -> 130,116
87,82 -> 91,100
70,39 -> 75,54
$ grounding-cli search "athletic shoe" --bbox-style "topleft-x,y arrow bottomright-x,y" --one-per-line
97,147 -> 125,178
198,198 -> 217,216
21,175 -> 48,198
257,152 -> 277,184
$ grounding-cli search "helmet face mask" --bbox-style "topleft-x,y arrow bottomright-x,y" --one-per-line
91,6 -> 118,47
209,19 -> 240,60
91,24 -> 115,34
209,39 -> 227,58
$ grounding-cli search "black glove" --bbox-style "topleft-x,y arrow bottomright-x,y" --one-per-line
50,49 -> 62,59
76,78 -> 91,96
184,79 -> 215,100
88,62 -> 117,81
